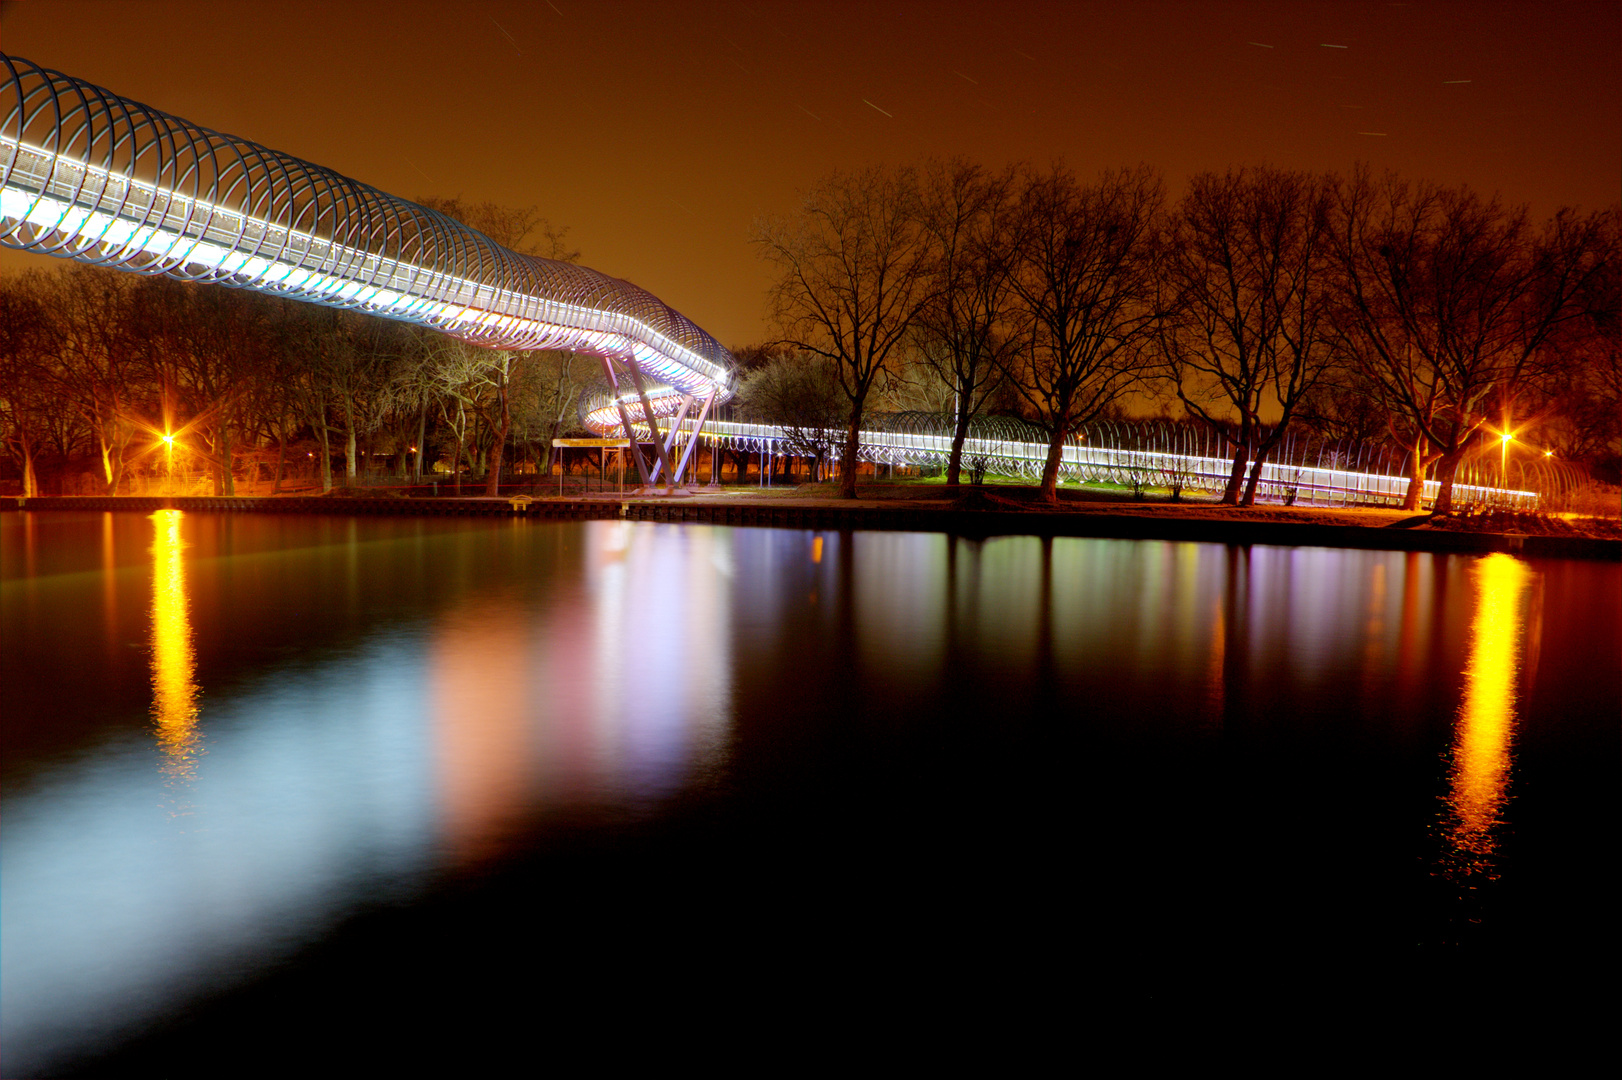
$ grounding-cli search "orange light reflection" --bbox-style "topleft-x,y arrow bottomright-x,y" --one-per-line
150,509 -> 202,790
1443,553 -> 1531,882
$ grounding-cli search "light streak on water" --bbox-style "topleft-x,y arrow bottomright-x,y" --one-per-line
1443,553 -> 1533,883
150,509 -> 202,790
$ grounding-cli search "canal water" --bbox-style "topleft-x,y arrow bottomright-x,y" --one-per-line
2,510 -> 1616,1072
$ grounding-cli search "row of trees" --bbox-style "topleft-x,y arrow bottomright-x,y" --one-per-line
0,202 -> 599,498
2,167 -> 1616,510
752,161 -> 1619,508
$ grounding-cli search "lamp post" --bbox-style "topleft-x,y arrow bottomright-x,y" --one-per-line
1500,431 -> 1512,505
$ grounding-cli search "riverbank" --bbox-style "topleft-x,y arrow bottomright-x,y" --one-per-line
9,486 -> 1619,561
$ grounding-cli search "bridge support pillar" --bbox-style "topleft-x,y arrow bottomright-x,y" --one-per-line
622,352 -> 677,493
671,390 -> 716,486
599,355 -> 651,486
648,394 -> 694,485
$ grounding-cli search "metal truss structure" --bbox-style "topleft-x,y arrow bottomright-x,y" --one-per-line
604,405 -> 1539,508
2,54 -> 1540,509
0,52 -> 732,474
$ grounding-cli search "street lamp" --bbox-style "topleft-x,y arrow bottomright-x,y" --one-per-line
1499,431 -> 1510,500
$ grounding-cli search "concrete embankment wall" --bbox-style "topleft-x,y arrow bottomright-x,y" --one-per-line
10,495 -> 1618,561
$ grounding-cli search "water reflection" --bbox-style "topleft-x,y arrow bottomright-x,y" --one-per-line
1,513 -> 1613,1075
1442,553 -> 1535,887
150,509 -> 202,790
4,517 -> 740,1072
102,511 -> 119,661
427,519 -> 734,862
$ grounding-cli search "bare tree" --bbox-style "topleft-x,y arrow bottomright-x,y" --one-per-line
417,335 -> 490,493
469,347 -> 517,495
914,158 -> 1021,486
1328,170 -> 1613,511
1293,369 -> 1392,446
134,277 -> 275,495
377,326 -> 443,485
524,350 -> 595,474
0,271 -> 57,496
51,266 -> 143,493
1006,164 -> 1164,502
1536,208 -> 1622,476
285,306 -> 395,490
737,350 -> 845,480
754,165 -> 934,498
414,198 -> 580,493
414,197 -> 579,263
877,352 -> 955,413
1155,167 -> 1338,505
273,305 -> 363,493
252,305 -> 311,493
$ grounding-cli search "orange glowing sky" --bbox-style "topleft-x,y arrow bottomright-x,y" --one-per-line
2,0 -> 1617,347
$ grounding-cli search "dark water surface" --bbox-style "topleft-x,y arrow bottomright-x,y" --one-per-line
2,510 -> 1616,1071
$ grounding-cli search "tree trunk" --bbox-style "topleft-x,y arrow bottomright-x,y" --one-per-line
1401,435 -> 1427,511
1222,444 -> 1248,505
219,424 -> 235,496
1239,445 -> 1273,507
485,438 -> 506,496
1039,429 -> 1066,503
318,424 -> 333,494
1434,449 -> 1462,514
1240,464 -> 1259,507
453,428 -> 464,494
345,423 -> 357,484
99,426 -> 119,496
839,404 -> 864,499
414,408 -> 427,483
485,384 -> 511,497
20,437 -> 37,499
946,403 -> 972,488
273,429 -> 286,495
1242,417 -> 1300,507
543,419 -> 561,476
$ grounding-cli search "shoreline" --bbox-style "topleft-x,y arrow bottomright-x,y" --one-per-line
8,492 -> 1618,561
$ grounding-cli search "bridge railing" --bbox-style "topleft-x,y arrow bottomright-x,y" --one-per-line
606,412 -> 1538,509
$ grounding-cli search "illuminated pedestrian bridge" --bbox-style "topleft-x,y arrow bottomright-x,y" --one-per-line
0,53 -> 1537,507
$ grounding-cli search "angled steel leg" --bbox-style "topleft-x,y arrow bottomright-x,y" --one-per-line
647,394 -> 694,485
622,351 -> 676,492
599,355 -> 651,486
671,390 -> 716,485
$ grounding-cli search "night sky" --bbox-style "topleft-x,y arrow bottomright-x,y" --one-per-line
2,0 -> 1617,346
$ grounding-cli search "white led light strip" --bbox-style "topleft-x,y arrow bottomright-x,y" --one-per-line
588,394 -> 1537,507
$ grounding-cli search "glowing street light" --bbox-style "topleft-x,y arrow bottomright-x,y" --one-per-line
1492,412 -> 1520,499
